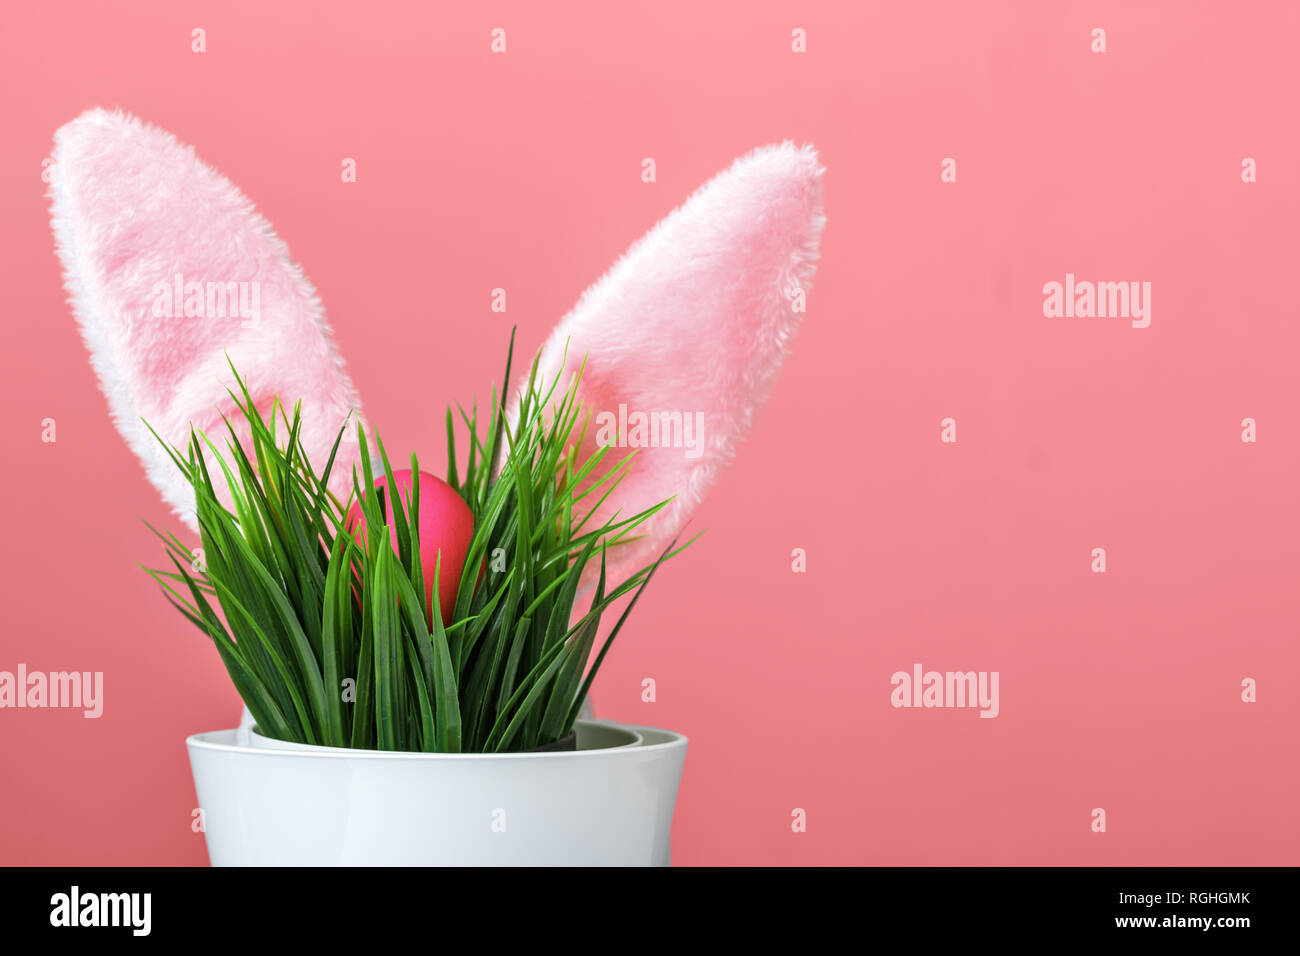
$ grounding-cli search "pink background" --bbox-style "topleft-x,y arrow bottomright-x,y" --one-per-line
2,0 -> 1297,865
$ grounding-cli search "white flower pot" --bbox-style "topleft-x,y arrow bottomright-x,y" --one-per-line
186,719 -> 688,866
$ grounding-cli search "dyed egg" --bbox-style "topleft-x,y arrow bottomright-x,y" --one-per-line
345,469 -> 474,625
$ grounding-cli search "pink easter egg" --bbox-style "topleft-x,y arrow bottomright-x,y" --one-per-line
345,469 -> 474,625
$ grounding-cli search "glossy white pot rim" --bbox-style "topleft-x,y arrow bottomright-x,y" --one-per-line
187,719 -> 686,761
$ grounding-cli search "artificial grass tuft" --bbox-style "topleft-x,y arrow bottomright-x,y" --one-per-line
144,331 -> 692,752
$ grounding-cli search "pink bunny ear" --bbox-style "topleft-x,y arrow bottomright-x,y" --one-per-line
48,109 -> 362,528
522,142 -> 825,581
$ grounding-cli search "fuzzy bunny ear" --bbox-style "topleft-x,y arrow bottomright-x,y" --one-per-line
48,109 -> 362,529
523,143 -> 825,581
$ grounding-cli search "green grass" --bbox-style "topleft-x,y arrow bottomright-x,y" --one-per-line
144,331 -> 692,752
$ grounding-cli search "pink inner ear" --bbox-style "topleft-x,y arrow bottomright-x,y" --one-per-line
518,142 -> 826,584
49,109 -> 363,528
